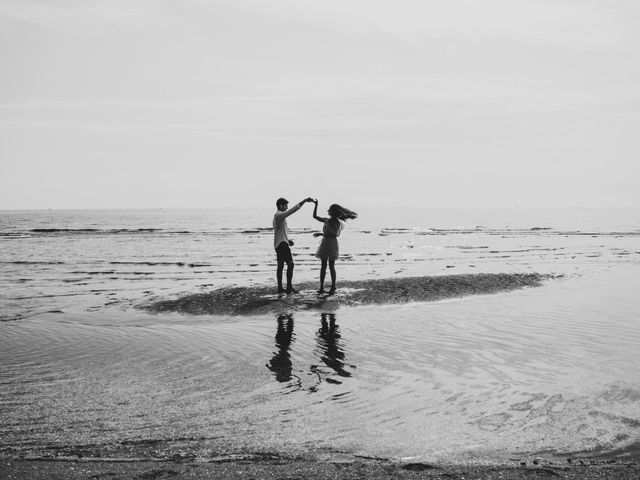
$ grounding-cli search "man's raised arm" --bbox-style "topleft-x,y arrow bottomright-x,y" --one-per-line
278,198 -> 313,219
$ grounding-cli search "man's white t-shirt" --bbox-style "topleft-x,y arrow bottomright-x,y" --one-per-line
273,203 -> 301,249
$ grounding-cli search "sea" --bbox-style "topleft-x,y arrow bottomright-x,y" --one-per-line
1,207 -> 639,463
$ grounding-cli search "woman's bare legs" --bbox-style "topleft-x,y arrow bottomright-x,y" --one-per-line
319,259 -> 327,293
328,259 -> 336,295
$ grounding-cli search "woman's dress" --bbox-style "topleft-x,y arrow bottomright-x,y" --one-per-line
316,219 -> 343,261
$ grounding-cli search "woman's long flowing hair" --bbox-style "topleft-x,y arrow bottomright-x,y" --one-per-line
328,204 -> 358,221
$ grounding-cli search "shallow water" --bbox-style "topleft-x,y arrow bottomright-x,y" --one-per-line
1,208 -> 639,462
1,207 -> 638,322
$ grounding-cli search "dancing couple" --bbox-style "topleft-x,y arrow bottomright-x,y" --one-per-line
273,197 -> 357,295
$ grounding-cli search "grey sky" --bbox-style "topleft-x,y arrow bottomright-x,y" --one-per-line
1,0 -> 639,209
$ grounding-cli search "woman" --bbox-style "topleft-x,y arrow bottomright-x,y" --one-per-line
312,200 -> 357,295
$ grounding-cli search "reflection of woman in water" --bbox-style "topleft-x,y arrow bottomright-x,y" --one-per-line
316,313 -> 351,378
312,200 -> 357,295
266,313 -> 295,382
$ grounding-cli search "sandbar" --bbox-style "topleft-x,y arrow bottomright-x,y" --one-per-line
144,273 -> 552,316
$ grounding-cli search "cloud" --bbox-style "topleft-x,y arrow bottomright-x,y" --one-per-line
2,0 -> 638,51
0,0 -> 184,35
217,0 -> 640,51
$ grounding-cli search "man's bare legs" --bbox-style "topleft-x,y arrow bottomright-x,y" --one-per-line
276,259 -> 294,293
276,259 -> 284,293
286,260 -> 295,293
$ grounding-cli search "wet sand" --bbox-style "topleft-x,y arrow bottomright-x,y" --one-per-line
2,455 -> 639,480
144,273 -> 551,315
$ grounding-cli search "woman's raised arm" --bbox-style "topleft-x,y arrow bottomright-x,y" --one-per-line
313,199 -> 327,223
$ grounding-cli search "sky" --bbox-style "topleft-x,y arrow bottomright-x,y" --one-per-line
1,0 -> 639,210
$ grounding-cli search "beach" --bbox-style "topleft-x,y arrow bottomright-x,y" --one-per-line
4,0 -> 640,475
1,208 -> 640,477
2,454 -> 640,480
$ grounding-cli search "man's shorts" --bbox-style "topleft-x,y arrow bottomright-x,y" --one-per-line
276,241 -> 293,264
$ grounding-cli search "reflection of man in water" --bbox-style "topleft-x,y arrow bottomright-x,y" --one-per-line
316,313 -> 351,377
267,313 -> 295,382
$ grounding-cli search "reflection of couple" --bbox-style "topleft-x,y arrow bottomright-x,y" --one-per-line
316,312 -> 351,378
266,313 -> 351,385
266,313 -> 295,383
273,197 -> 357,295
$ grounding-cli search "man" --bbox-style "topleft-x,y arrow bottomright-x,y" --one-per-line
273,196 -> 313,294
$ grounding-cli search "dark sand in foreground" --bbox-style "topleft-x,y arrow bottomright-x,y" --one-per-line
144,273 -> 551,315
2,454 -> 639,480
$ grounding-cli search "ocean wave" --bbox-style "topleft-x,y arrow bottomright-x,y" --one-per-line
31,228 -> 160,233
1,227 -> 274,237
3,225 -> 638,239
391,228 -> 640,237
109,261 -> 212,267
1,260 -> 65,265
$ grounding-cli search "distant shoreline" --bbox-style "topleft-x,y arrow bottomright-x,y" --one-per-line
143,273 -> 554,316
